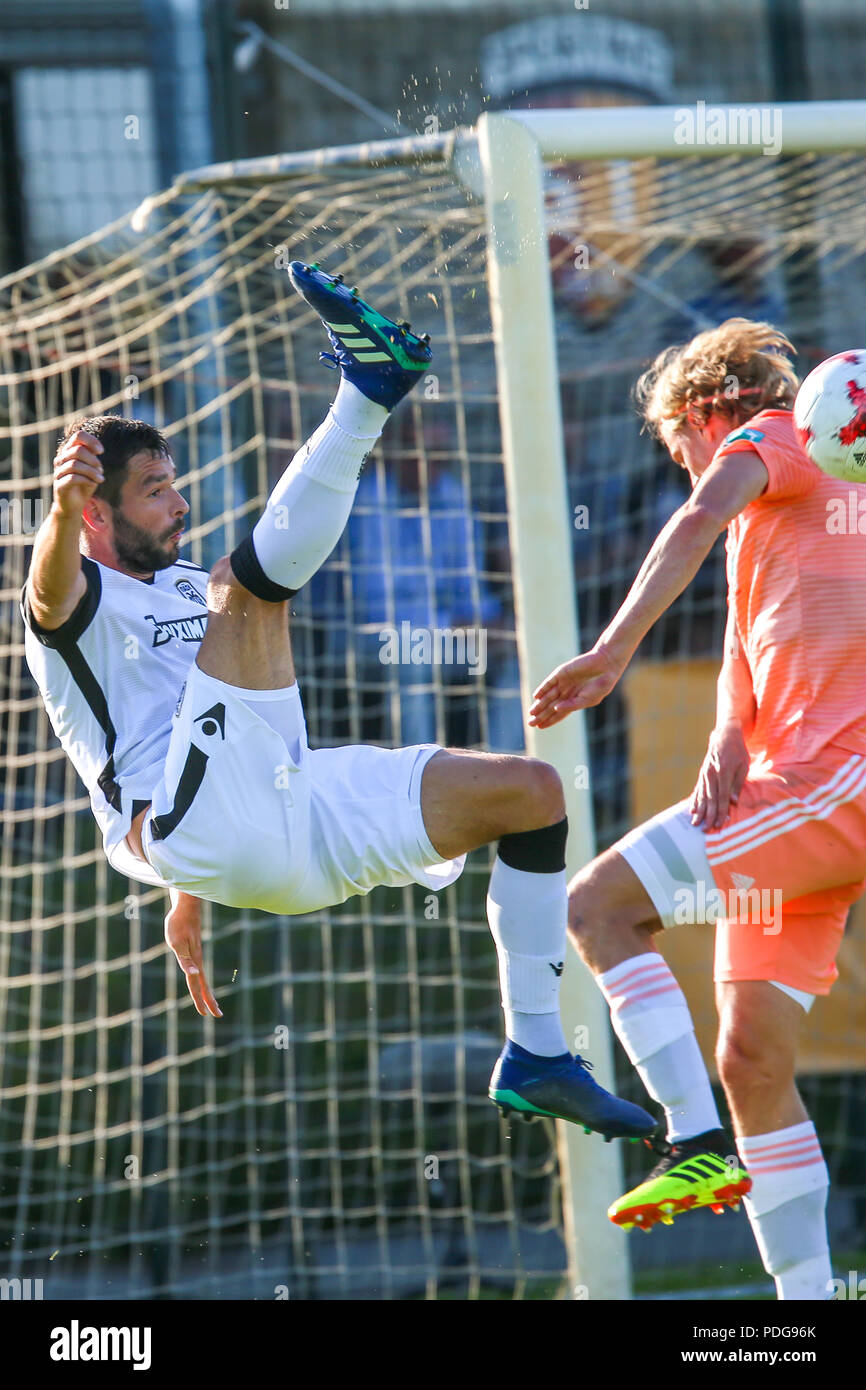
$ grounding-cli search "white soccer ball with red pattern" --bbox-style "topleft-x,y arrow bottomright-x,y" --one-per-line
794,350 -> 866,482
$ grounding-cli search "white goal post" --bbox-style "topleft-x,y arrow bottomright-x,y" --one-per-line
477,99 -> 866,1301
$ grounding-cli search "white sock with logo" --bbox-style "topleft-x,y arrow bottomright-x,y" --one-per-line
486,856 -> 569,1057
597,953 -> 722,1140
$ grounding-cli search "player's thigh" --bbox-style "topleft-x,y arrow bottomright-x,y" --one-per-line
419,748 -> 565,859
142,663 -> 310,911
197,554 -> 295,688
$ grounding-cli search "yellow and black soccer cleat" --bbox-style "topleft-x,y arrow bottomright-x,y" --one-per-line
608,1128 -> 751,1233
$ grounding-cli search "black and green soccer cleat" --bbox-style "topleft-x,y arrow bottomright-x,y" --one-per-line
608,1127 -> 752,1232
287,260 -> 432,409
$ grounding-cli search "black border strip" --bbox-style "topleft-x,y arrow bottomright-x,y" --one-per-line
20,555 -> 101,648
149,745 -> 209,841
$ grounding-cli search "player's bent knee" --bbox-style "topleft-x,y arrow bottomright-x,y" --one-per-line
208,555 -> 236,591
205,555 -> 245,616
568,850 -> 655,961
716,1028 -> 792,1097
207,553 -> 291,619
519,758 -> 565,825
568,865 -> 601,948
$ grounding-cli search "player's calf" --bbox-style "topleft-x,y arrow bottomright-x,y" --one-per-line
714,980 -> 807,1135
716,982 -> 832,1300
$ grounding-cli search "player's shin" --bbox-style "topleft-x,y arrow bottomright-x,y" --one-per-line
486,819 -> 570,1057
598,953 -> 722,1140
737,1123 -> 833,1300
231,379 -> 386,599
487,822 -> 657,1138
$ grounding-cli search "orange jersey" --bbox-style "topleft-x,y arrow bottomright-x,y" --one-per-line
718,409 -> 866,764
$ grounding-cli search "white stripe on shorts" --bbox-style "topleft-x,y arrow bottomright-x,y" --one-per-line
705,753 -> 866,863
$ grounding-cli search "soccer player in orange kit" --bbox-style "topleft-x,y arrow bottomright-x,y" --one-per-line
530,319 -> 866,1299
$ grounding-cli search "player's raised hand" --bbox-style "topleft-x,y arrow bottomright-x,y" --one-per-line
52,430 -> 104,517
529,647 -> 622,728
690,721 -> 750,830
164,892 -> 222,1019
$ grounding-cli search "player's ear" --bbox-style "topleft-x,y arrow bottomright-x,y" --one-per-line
82,496 -> 111,533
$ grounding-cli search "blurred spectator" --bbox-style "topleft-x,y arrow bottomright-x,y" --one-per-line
348,416 -> 505,748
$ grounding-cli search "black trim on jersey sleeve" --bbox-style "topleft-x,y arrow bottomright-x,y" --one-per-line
20,556 -> 102,649
56,641 -> 123,813
22,558 -> 122,813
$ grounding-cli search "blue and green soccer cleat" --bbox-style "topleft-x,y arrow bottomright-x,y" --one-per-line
287,260 -> 432,409
489,1040 -> 657,1141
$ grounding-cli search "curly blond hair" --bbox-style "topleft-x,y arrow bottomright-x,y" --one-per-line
635,318 -> 799,437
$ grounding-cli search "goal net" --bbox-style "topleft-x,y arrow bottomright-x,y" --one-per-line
1,113 -> 865,1300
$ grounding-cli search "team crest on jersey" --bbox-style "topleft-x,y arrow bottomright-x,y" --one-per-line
144,613 -> 207,647
723,426 -> 765,445
175,578 -> 207,606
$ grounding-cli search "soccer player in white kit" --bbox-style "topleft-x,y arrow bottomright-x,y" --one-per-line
22,262 -> 653,1141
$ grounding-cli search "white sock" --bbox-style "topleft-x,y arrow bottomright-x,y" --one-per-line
597,953 -> 721,1140
331,377 -> 390,438
250,404 -> 382,592
738,1123 -> 832,1301
486,857 -> 569,1057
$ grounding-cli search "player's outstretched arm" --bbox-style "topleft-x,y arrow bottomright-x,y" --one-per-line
164,889 -> 222,1019
27,429 -> 104,629
529,450 -> 769,729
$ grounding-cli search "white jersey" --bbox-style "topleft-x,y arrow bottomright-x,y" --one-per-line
22,555 -> 209,882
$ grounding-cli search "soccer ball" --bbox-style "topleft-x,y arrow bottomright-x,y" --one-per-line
793,350 -> 866,482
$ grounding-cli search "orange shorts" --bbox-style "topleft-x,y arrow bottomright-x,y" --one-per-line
616,745 -> 866,996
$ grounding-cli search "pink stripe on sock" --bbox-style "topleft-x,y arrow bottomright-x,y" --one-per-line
741,1138 -> 822,1161
605,962 -> 674,992
746,1154 -> 825,1176
610,981 -> 682,1011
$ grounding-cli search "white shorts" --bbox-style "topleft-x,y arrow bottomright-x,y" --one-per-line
616,803 -> 815,1012
140,663 -> 465,914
